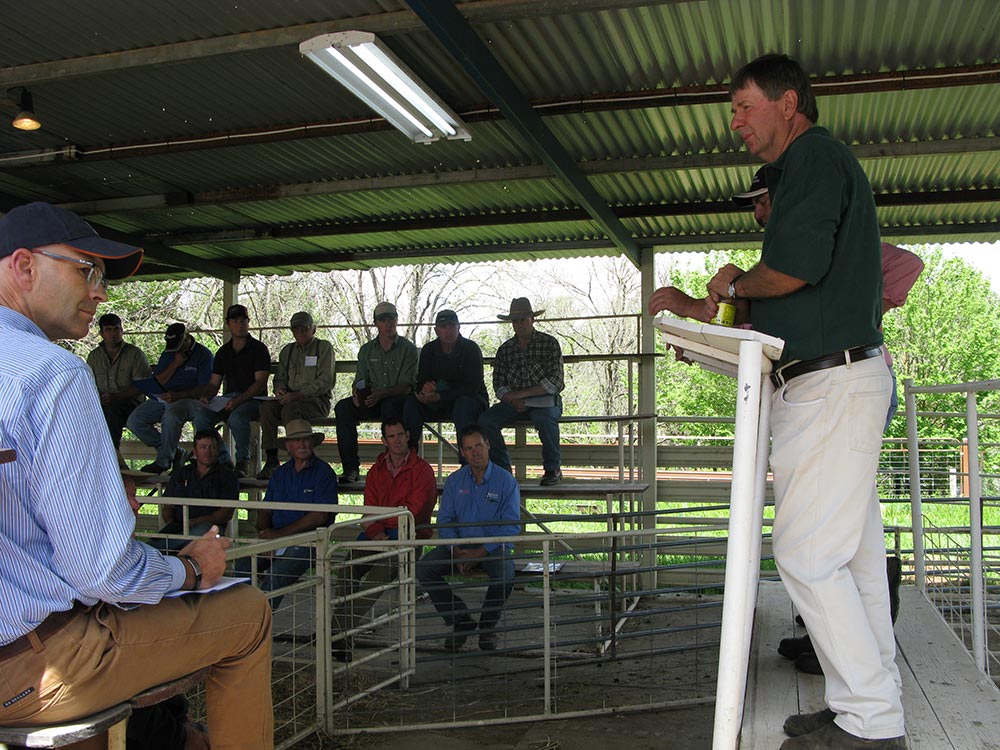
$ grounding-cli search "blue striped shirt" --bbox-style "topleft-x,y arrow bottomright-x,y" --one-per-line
0,307 -> 184,646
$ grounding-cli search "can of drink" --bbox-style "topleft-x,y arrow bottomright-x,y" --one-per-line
714,301 -> 735,327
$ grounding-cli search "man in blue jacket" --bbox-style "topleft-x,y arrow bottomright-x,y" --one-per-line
127,322 -> 226,474
416,424 -> 520,651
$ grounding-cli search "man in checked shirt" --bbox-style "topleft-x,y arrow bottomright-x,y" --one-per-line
479,298 -> 565,486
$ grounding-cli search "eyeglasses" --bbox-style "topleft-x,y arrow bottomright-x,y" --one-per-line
375,315 -> 397,323
32,249 -> 107,290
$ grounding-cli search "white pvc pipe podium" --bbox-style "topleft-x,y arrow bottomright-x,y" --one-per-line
654,318 -> 783,750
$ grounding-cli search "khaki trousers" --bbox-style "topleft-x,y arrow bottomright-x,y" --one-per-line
770,354 -> 904,739
258,397 -> 331,451
0,585 -> 274,750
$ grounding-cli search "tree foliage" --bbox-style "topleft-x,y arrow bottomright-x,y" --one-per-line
66,246 -> 1000,450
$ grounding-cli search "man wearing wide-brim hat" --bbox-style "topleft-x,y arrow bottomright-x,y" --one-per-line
236,419 -> 336,610
479,298 -> 565,486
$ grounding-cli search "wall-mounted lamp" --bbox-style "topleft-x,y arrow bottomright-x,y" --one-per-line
9,87 -> 41,131
300,31 -> 470,145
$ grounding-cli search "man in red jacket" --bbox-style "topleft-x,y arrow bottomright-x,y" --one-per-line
332,419 -> 437,660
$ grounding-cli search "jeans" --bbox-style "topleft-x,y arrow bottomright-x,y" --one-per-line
234,545 -> 314,610
416,545 -> 515,631
101,398 -> 140,449
219,395 -> 259,462
401,394 -> 487,449
127,398 -> 231,467
478,397 -> 562,473
334,395 -> 407,472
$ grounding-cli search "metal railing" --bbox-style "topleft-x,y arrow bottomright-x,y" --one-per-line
904,377 -> 1000,676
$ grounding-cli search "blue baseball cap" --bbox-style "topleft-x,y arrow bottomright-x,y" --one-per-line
0,202 -> 143,280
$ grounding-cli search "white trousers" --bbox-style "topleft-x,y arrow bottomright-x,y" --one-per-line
770,353 -> 904,739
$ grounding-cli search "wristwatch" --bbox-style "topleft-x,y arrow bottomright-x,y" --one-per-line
180,554 -> 203,591
727,275 -> 741,300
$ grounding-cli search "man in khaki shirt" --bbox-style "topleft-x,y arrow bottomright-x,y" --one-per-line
257,311 -> 335,478
86,312 -> 151,448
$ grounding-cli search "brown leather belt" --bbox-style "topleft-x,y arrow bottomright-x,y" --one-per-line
771,345 -> 883,388
0,604 -> 85,662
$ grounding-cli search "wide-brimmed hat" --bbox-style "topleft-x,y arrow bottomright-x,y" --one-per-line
0,202 -> 143,280
498,297 -> 544,321
732,167 -> 768,207
282,419 -> 325,450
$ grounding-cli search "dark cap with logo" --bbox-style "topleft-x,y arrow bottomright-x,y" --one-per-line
435,309 -> 459,325
0,202 -> 143,279
732,167 -> 768,207
164,322 -> 187,352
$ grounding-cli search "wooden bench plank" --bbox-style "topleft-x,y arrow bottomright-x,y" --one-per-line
895,587 -> 1000,749
744,582 -> 1000,750
742,580 -> 801,750
0,703 -> 131,748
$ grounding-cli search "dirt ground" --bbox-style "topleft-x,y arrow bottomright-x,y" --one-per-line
278,587 -> 723,750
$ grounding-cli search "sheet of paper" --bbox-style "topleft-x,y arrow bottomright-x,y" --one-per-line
164,576 -> 249,598
203,396 -> 232,411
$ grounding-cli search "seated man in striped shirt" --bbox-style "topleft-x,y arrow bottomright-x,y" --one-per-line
0,202 -> 273,749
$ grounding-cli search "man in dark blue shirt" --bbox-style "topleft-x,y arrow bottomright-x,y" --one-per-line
127,323 -> 224,474
402,309 -> 488,453
236,419 -> 337,610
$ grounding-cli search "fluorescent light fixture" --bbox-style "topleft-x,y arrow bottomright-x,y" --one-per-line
300,31 -> 471,145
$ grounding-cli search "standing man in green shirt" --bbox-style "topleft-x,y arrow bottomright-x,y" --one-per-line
704,54 -> 903,750
257,311 -> 335,479
86,312 -> 151,448
334,302 -> 418,483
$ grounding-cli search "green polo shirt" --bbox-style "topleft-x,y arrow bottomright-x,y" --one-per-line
751,126 -> 883,365
355,335 -> 418,391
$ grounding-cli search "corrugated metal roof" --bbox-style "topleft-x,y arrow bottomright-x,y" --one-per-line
0,0 -> 996,279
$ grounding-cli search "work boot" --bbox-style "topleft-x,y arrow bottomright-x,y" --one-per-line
256,450 -> 279,480
784,708 -> 836,737
444,618 -> 477,651
140,460 -> 169,475
887,555 -> 902,624
340,468 -> 360,483
539,469 -> 562,486
778,633 -> 813,660
779,722 -> 906,749
795,651 -> 824,675
234,460 -> 250,478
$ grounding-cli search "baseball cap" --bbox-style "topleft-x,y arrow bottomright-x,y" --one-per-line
164,322 -> 187,352
98,313 -> 122,328
289,311 -> 314,328
226,303 -> 249,320
435,309 -> 459,325
0,202 -> 143,279
732,167 -> 768,207
373,302 -> 398,320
